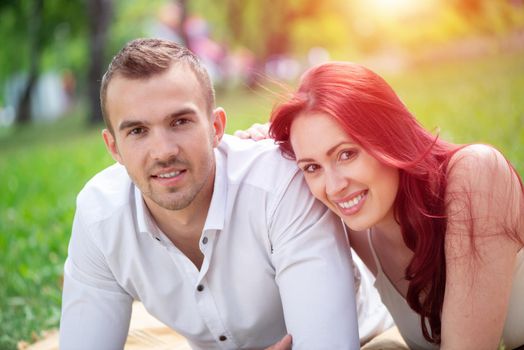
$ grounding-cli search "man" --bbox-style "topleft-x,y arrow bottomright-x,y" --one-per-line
59,38 -> 387,350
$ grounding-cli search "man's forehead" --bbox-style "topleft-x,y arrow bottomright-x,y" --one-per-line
105,64 -> 210,124
108,63 -> 202,93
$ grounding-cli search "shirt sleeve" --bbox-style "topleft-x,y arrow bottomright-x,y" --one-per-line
269,172 -> 360,350
59,211 -> 133,350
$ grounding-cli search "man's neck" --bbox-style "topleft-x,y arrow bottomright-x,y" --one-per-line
152,198 -> 211,239
144,174 -> 215,270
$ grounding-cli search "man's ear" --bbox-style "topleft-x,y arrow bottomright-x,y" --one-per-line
102,129 -> 123,164
211,107 -> 227,147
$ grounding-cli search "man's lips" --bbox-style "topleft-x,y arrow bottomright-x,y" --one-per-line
151,169 -> 186,184
154,170 -> 183,179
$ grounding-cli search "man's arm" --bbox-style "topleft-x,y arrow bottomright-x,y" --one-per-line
59,212 -> 133,350
269,172 -> 360,350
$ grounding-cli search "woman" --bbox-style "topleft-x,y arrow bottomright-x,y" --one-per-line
238,62 -> 524,349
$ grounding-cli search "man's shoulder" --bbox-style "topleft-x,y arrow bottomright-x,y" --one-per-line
218,135 -> 299,190
218,134 -> 282,158
76,163 -> 134,224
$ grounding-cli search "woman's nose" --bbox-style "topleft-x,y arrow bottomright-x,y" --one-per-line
325,169 -> 347,197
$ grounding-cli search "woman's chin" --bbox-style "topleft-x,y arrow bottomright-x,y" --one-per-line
342,218 -> 371,233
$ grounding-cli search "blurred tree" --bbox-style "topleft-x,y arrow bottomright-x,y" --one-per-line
446,0 -> 524,33
0,0 -> 115,126
192,0 -> 524,63
192,0 -> 333,58
178,0 -> 190,46
0,0 -> 86,125
87,0 -> 113,125
16,0 -> 43,124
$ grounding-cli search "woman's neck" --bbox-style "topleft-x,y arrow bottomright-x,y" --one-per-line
373,210 -> 404,250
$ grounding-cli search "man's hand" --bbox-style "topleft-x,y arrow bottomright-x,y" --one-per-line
234,122 -> 270,141
265,334 -> 292,350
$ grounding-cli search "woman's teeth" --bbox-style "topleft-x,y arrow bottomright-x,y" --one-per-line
338,193 -> 365,209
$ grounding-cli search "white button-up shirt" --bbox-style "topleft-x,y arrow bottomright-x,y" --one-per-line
59,136 -> 360,349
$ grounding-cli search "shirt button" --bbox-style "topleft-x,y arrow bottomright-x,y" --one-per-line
202,237 -> 208,244
197,284 -> 204,292
219,335 -> 227,341
155,237 -> 161,242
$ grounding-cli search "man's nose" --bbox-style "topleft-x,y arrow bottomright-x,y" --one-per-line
149,129 -> 180,161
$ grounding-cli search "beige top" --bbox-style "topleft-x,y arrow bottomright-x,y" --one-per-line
367,229 -> 524,350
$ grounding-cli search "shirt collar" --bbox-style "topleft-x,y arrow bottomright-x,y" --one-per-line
135,186 -> 161,236
202,147 -> 227,232
134,149 -> 227,235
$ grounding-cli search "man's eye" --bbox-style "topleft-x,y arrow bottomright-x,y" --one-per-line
129,127 -> 145,135
303,164 -> 320,173
174,118 -> 190,126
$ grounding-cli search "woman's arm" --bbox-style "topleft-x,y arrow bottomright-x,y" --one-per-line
441,144 -> 523,349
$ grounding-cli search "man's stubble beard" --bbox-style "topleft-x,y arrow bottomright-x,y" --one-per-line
143,150 -> 216,211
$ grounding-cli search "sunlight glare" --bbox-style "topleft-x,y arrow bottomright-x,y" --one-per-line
369,0 -> 430,19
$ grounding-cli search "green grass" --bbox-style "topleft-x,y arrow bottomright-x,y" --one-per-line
387,53 -> 524,173
0,52 -> 523,349
0,115 -> 114,349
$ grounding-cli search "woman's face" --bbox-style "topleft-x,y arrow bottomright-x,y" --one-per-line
289,112 -> 400,231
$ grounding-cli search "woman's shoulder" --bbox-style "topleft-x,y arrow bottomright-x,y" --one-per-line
445,143 -> 523,237
448,144 -> 507,173
446,144 -> 515,189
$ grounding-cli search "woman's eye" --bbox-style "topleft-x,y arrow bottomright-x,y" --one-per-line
339,149 -> 357,161
303,164 -> 320,173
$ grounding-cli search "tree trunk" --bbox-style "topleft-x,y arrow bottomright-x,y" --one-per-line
15,0 -> 43,125
87,0 -> 113,125
178,0 -> 190,47
261,1 -> 291,62
226,0 -> 245,44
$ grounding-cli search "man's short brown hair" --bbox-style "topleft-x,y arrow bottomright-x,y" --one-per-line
100,38 -> 215,134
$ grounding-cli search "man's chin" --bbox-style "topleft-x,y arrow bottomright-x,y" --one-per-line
149,194 -> 193,211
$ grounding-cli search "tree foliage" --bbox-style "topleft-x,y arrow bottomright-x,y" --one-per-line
189,0 -> 524,61
446,0 -> 524,33
0,0 -> 87,123
190,0 -> 344,59
1,0 -> 523,123
86,0 -> 113,124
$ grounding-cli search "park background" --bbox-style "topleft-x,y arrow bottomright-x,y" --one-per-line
1,0 -> 523,349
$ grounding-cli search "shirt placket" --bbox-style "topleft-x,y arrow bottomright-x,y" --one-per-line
162,229 -> 237,349
193,229 -> 238,349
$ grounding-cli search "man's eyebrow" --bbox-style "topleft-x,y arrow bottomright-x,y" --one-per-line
118,108 -> 198,132
167,107 -> 197,119
119,120 -> 144,132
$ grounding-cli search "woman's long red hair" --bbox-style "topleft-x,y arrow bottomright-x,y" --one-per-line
269,62 -> 459,343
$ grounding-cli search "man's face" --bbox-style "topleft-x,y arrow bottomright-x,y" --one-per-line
102,64 -> 225,214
